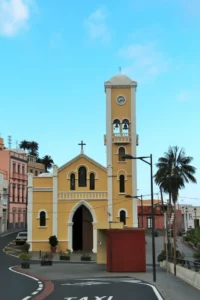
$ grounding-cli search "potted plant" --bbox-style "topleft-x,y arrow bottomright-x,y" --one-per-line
49,235 -> 58,253
41,253 -> 53,266
81,253 -> 91,261
59,249 -> 71,261
19,252 -> 31,269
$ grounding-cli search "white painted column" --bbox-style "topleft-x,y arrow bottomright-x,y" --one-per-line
106,87 -> 113,221
67,222 -> 73,251
131,86 -> 138,227
92,222 -> 97,253
27,173 -> 33,250
52,165 -> 58,236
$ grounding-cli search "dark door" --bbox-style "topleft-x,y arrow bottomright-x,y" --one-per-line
82,206 -> 93,252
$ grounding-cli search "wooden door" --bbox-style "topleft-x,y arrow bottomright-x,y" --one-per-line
82,206 -> 93,252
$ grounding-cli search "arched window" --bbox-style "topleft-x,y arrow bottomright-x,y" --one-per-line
122,119 -> 129,135
70,173 -> 76,190
118,147 -> 125,161
40,211 -> 46,227
90,173 -> 95,190
119,175 -> 125,193
120,210 -> 126,225
78,166 -> 87,187
113,119 -> 120,135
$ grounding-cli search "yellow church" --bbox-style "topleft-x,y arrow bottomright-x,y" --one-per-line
27,74 -> 139,253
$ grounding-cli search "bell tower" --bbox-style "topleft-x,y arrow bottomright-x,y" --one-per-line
104,74 -> 138,227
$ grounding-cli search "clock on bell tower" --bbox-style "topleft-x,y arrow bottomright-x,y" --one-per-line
104,74 -> 138,227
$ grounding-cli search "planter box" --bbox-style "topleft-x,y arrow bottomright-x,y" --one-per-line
60,255 -> 70,261
21,262 -> 30,269
81,256 -> 91,261
41,260 -> 53,266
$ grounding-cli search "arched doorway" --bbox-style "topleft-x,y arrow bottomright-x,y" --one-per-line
72,205 -> 93,252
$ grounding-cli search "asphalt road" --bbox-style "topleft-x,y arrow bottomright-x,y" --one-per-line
0,231 -> 39,300
47,277 -> 164,300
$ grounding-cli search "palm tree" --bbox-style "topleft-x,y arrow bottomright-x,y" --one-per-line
41,155 -> 54,172
19,140 -> 30,151
154,146 -> 197,205
29,141 -> 39,157
154,146 -> 197,275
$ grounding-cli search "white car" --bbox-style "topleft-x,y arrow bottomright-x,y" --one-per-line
16,231 -> 27,245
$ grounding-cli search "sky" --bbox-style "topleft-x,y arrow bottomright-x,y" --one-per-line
0,0 -> 200,206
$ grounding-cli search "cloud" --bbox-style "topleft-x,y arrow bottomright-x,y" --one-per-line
0,0 -> 34,36
84,6 -> 110,43
118,42 -> 168,83
177,91 -> 192,102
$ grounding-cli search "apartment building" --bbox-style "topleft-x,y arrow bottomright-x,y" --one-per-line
0,169 -> 8,233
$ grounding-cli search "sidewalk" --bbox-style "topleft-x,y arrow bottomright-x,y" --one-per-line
14,263 -> 200,300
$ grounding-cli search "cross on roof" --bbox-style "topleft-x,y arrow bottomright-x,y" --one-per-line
78,140 -> 86,154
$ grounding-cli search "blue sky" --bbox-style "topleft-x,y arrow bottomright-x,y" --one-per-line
0,0 -> 200,206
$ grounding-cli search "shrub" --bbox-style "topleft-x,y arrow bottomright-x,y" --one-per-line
157,250 -> 166,262
19,252 -> 31,261
49,235 -> 58,247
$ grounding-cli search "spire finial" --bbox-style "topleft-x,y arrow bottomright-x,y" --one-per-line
78,140 -> 86,154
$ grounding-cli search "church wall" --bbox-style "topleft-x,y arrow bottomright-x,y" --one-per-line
58,158 -> 107,191
33,177 -> 53,187
32,191 -> 53,251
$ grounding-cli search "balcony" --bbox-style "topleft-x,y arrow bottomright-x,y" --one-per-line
58,191 -> 108,200
12,173 -> 27,180
104,134 -> 139,145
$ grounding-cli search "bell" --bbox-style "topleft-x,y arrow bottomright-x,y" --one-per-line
115,123 -> 119,128
123,123 -> 128,130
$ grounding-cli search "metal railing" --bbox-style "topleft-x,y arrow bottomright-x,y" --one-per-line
166,256 -> 200,272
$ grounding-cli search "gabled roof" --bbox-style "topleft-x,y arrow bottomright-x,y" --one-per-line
58,153 -> 107,172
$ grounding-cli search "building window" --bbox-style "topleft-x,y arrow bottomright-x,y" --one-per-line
147,217 -> 152,228
22,187 -> 24,202
78,166 -> 87,187
39,211 -> 46,227
12,185 -> 15,202
70,173 -> 76,190
90,173 -> 95,190
30,169 -> 33,173
18,164 -> 20,173
22,166 -> 25,174
35,170 -> 38,176
13,163 -> 16,173
18,185 -> 20,202
120,210 -> 126,225
118,147 -> 125,161
119,175 -> 125,193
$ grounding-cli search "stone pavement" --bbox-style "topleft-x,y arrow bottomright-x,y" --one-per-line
15,263 -> 200,300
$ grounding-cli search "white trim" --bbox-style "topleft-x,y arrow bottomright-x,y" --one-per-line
76,164 -> 89,172
106,87 -> 113,222
33,187 -> 53,192
53,165 -> 58,236
27,173 -> 33,251
37,209 -> 49,219
131,86 -> 138,228
88,170 -> 98,179
66,170 -> 77,180
116,145 -> 126,154
122,118 -> 130,124
117,169 -> 128,180
38,226 -> 47,228
112,118 -> 121,124
68,200 -> 97,253
117,208 -> 128,217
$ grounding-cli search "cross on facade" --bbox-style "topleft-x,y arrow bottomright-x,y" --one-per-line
78,140 -> 86,154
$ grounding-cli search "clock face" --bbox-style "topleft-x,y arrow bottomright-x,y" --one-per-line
116,96 -> 126,105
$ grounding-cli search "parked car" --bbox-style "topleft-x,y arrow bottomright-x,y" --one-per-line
16,231 -> 27,245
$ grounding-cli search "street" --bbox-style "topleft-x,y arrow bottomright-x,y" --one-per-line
47,278 -> 163,300
0,231 -> 39,300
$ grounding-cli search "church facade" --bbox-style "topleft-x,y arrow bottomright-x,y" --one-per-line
27,74 -> 138,253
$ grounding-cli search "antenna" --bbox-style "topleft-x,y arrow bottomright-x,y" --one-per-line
8,135 -> 12,149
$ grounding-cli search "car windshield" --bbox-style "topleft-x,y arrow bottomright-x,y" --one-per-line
18,233 -> 27,237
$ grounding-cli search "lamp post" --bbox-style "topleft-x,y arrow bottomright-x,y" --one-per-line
185,207 -> 188,231
194,208 -> 197,229
122,153 -> 156,282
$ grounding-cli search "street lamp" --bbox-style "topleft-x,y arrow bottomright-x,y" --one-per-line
125,194 -> 143,228
194,208 -> 197,229
122,153 -> 156,282
185,207 -> 188,231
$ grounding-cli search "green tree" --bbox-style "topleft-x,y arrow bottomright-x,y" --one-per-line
19,140 -> 30,151
41,155 -> 54,172
29,141 -> 39,157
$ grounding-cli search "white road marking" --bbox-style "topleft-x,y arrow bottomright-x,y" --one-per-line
139,283 -> 164,300
121,280 -> 142,283
1,231 -> 21,237
62,282 -> 110,286
9,266 -> 44,300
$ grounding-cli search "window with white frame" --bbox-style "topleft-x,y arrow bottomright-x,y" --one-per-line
147,217 -> 152,228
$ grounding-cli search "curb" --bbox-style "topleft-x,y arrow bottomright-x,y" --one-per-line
12,266 -> 54,300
